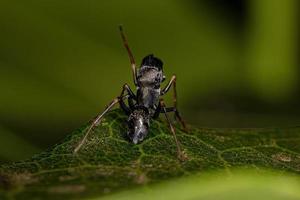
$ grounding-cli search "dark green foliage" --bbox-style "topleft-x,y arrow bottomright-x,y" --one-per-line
0,109 -> 300,199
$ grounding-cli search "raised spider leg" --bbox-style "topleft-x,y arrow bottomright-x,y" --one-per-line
160,99 -> 187,161
73,84 -> 134,154
119,25 -> 138,86
160,75 -> 188,131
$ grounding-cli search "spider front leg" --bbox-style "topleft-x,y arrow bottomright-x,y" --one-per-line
119,25 -> 138,86
73,84 -> 135,154
160,75 -> 188,132
119,83 -> 137,115
160,99 -> 187,161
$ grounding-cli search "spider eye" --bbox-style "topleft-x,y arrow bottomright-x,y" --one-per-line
162,75 -> 166,82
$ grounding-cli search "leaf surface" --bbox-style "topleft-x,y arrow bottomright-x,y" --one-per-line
1,109 -> 300,199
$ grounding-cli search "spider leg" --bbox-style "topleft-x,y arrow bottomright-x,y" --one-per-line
73,84 -> 134,154
119,84 -> 136,115
121,83 -> 136,99
160,75 -> 188,132
160,99 -> 187,161
161,75 -> 176,95
119,25 -> 138,86
161,107 -> 176,112
152,103 -> 161,119
73,97 -> 123,154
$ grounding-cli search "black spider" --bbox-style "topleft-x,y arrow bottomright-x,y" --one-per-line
74,26 -> 188,160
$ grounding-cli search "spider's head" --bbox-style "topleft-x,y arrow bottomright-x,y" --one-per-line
137,54 -> 165,86
127,108 -> 150,144
140,54 -> 163,70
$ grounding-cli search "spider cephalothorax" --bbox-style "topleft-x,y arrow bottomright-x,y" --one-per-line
137,54 -> 165,88
141,54 -> 163,70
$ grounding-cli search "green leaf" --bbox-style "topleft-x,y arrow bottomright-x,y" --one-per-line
97,170 -> 300,200
99,170 -> 300,200
1,109 -> 300,199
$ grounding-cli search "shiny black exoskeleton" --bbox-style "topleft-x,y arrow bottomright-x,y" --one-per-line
122,54 -> 165,144
137,55 -> 165,110
74,26 -> 187,159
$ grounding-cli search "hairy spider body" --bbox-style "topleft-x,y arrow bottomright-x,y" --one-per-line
74,26 -> 187,160
120,55 -> 164,144
136,55 -> 165,114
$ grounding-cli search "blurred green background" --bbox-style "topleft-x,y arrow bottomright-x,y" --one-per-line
0,0 -> 299,162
